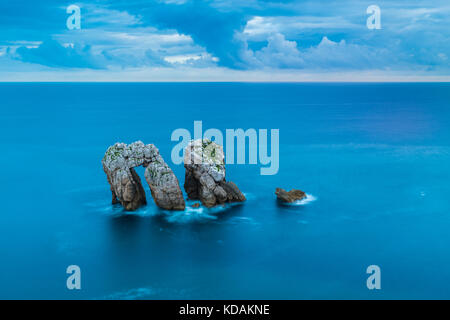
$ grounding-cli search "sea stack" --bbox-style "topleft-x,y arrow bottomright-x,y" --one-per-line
102,141 -> 185,211
275,188 -> 306,203
184,139 -> 246,207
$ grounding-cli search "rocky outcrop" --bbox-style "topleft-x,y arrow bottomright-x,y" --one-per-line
275,188 -> 306,203
144,153 -> 185,211
184,139 -> 246,207
102,141 -> 185,211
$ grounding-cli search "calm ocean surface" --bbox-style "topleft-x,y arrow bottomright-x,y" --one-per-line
0,83 -> 449,299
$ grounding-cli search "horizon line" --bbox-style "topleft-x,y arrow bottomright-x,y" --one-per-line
1,80 -> 450,83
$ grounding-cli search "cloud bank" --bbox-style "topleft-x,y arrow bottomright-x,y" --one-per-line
0,0 -> 449,80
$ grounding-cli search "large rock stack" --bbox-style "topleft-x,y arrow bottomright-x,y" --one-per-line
102,141 -> 185,211
184,139 -> 246,207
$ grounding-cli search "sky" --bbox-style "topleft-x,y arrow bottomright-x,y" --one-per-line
0,0 -> 449,81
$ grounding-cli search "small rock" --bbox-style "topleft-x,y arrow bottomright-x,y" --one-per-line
192,203 -> 201,208
275,188 -> 306,203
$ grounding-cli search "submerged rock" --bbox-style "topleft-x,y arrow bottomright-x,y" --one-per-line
102,141 -> 185,211
275,188 -> 306,203
184,139 -> 246,208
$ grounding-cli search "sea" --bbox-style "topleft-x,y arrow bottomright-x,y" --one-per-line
0,83 -> 449,299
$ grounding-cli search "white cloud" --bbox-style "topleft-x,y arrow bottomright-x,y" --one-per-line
164,53 -> 207,64
50,23 -> 209,68
242,33 -> 391,70
244,15 -> 361,40
438,53 -> 447,61
247,33 -> 304,68
83,4 -> 143,27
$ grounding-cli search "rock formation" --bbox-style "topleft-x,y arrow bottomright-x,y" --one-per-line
144,153 -> 186,211
184,139 -> 246,207
275,188 -> 306,203
102,141 -> 185,211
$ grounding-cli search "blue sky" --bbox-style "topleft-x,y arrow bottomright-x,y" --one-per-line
0,0 -> 449,81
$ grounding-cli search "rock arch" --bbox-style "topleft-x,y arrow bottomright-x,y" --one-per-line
102,141 -> 185,211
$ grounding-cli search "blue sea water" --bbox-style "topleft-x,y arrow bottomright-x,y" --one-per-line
0,83 -> 449,299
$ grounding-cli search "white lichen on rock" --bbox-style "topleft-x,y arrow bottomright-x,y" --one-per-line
184,138 -> 225,182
